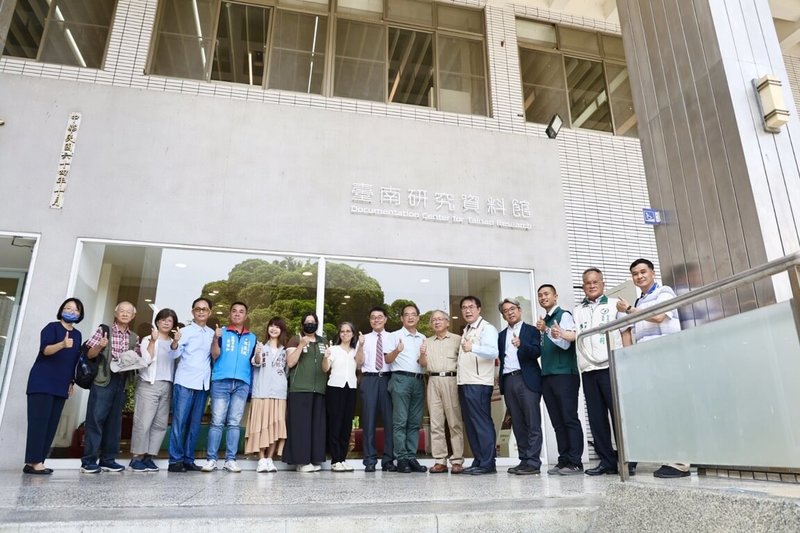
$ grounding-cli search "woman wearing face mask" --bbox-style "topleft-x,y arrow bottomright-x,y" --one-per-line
24,298 -> 85,474
283,312 -> 328,472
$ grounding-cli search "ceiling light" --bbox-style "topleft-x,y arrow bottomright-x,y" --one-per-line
175,263 -> 187,268
420,278 -> 430,283
451,316 -> 458,319
546,113 -> 563,139
0,291 -> 6,295
302,271 -> 313,276
344,295 -> 351,299
216,311 -> 223,315
144,299 -> 152,303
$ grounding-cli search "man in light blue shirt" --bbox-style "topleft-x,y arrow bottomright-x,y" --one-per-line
387,303 -> 428,474
168,297 -> 215,473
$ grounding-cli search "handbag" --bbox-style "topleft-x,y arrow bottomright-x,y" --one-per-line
74,324 -> 110,389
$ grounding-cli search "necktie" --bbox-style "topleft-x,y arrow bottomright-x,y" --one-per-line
375,332 -> 383,371
544,314 -> 551,322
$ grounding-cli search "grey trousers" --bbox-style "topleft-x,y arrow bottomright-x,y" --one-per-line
131,380 -> 172,456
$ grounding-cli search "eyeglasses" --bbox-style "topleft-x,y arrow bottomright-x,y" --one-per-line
431,317 -> 447,322
339,330 -> 353,335
500,307 -> 518,314
402,313 -> 419,317
193,307 -> 210,313
461,305 -> 478,310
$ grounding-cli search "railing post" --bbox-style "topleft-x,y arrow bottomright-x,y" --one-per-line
607,331 -> 629,482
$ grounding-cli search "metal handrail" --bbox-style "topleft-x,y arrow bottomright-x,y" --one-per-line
575,250 -> 800,482
577,251 -> 800,340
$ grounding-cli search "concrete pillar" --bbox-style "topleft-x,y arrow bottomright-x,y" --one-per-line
0,0 -> 15,53
617,0 -> 800,316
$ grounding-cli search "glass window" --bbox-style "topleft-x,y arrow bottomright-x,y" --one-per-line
150,0 -> 217,79
278,0 -> 329,14
388,27 -> 434,107
565,56 -> 612,132
268,10 -> 327,94
337,0 -> 383,20
3,0 -> 117,68
437,5 -> 483,35
386,0 -> 433,27
334,19 -> 386,102
558,26 -> 600,55
518,48 -> 567,125
437,35 -> 487,116
515,19 -> 556,49
606,63 -> 638,137
211,2 -> 270,86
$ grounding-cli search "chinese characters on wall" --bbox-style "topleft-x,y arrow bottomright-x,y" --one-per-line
50,113 -> 82,209
350,183 -> 533,230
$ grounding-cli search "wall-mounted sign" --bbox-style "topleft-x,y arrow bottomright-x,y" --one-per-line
642,208 -> 662,225
49,112 -> 82,209
350,183 -> 532,230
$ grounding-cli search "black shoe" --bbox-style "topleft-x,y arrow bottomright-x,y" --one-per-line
507,462 -> 524,474
183,462 -> 203,472
513,464 -> 540,475
396,460 -> 411,473
585,465 -> 618,476
364,464 -> 376,472
653,465 -> 690,478
462,465 -> 478,474
467,466 -> 497,475
382,462 -> 397,472
167,463 -> 186,473
408,459 -> 427,473
628,465 -> 637,476
23,465 -> 52,475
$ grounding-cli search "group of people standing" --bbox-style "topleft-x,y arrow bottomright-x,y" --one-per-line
24,257 -> 686,479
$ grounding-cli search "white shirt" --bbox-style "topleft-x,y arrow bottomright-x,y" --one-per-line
391,327 -> 425,373
360,330 -> 399,372
139,336 -> 179,384
502,321 -> 523,373
327,344 -> 357,388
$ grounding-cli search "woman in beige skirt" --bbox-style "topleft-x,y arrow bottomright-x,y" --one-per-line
246,317 -> 289,473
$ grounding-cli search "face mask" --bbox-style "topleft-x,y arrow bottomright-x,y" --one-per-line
62,312 -> 80,323
302,322 -> 318,334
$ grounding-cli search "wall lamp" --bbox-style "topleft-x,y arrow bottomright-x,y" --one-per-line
546,114 -> 562,139
754,75 -> 790,133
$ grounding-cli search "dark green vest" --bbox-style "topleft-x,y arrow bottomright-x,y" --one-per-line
540,308 -> 579,376
288,335 -> 328,394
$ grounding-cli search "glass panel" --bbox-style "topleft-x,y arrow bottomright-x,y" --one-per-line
386,0 -> 433,27
150,0 -> 217,79
268,10 -> 327,94
337,0 -> 383,20
2,0 -> 47,59
437,35 -> 487,116
387,28 -> 434,107
38,21 -> 111,68
518,47 -> 568,125
437,5 -> 483,34
606,63 -> 638,138
0,236 -> 35,410
4,0 -> 117,67
558,26 -> 600,55
601,34 -> 625,61
616,301 -> 800,468
515,18 -> 556,49
565,56 -> 612,132
278,0 -> 329,13
334,19 -> 386,102
211,3 -> 270,86
55,242 -> 319,457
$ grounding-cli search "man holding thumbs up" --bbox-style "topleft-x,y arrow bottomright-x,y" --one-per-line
81,301 -> 140,474
498,298 -> 542,475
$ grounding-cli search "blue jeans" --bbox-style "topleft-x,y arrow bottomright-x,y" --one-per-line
207,379 -> 250,461
168,384 -> 208,465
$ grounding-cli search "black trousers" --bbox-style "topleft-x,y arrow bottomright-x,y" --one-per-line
542,373 -> 584,467
25,393 -> 66,464
581,369 -> 616,469
326,384 -> 356,463
284,392 -> 326,465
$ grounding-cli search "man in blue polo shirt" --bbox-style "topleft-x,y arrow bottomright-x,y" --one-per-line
201,301 -> 256,473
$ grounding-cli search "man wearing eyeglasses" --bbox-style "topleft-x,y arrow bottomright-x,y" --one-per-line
386,303 -> 428,473
498,298 -> 543,475
168,297 -> 215,473
457,296 -> 499,475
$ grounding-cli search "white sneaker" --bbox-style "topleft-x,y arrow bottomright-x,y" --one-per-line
201,460 -> 217,472
223,460 -> 242,473
342,462 -> 354,472
312,464 -> 322,472
331,462 -> 345,472
257,458 -> 269,473
265,458 -> 277,473
297,463 -> 316,473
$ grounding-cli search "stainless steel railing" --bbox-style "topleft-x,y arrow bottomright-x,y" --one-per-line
576,251 -> 800,481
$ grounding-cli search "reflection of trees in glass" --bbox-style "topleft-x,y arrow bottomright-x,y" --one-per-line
202,259 -> 385,340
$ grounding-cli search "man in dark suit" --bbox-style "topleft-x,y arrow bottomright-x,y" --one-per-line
498,298 -> 543,475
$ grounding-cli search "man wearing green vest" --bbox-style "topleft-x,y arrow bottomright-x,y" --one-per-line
535,285 -> 584,475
